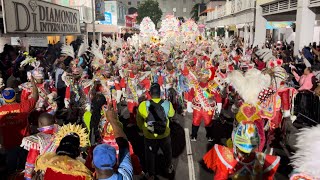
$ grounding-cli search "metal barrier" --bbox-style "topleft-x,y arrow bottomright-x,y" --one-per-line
294,91 -> 320,125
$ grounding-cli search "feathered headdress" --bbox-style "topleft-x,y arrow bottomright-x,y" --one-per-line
77,43 -> 88,58
227,69 -> 271,105
255,48 -> 275,63
91,45 -> 106,70
55,124 -> 89,148
61,45 -> 75,58
290,125 -> 320,179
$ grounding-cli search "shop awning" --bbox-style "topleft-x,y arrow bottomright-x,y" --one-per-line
87,24 -> 119,33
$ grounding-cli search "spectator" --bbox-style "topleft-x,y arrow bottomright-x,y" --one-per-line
93,105 -> 133,180
137,83 -> 175,180
291,66 -> 316,91
0,75 -> 38,175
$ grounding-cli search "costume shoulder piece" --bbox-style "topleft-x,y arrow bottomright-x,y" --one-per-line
19,82 -> 32,91
35,152 -> 92,178
21,135 -> 40,151
260,153 -> 281,173
203,144 -> 236,171
81,79 -> 94,89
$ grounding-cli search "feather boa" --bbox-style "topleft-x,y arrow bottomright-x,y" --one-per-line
227,69 -> 271,105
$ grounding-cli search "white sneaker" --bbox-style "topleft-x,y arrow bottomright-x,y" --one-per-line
208,138 -> 214,142
190,137 -> 197,141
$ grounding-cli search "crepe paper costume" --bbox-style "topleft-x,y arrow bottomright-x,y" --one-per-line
21,125 -> 59,180
20,56 -> 58,115
184,68 -> 222,139
203,122 -> 280,180
123,69 -> 151,124
35,152 -> 93,180
33,124 -> 90,179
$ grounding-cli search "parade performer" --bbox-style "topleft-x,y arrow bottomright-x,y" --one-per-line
203,121 -> 280,180
91,47 -> 118,110
158,60 -> 185,113
258,58 -> 297,148
62,45 -> 93,123
34,124 -> 91,180
183,67 -> 222,141
290,124 -> 320,180
227,68 -> 272,152
21,113 -> 59,180
124,63 -> 151,125
20,55 -> 57,115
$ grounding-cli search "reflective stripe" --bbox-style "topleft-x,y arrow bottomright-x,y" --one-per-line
263,156 -> 280,173
214,145 -> 233,169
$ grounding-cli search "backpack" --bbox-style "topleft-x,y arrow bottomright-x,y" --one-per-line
146,100 -> 168,135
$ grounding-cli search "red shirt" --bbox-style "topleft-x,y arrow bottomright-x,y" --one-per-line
0,98 -> 37,150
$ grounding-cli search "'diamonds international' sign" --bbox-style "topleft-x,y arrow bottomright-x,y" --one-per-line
2,0 -> 80,34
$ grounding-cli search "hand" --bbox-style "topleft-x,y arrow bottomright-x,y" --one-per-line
27,72 -> 32,80
30,74 -> 36,84
103,104 -> 118,122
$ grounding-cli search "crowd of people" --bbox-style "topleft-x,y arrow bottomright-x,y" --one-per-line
0,18 -> 320,180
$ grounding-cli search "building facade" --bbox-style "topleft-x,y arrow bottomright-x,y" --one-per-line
205,0 -> 320,55
122,0 -> 205,19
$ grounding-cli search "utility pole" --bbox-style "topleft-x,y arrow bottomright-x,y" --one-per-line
92,0 -> 96,44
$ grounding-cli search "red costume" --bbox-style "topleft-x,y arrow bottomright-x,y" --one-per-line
124,71 -> 151,124
21,125 -> 58,179
0,98 -> 36,150
20,82 -> 57,114
189,82 -> 222,126
203,144 -> 280,180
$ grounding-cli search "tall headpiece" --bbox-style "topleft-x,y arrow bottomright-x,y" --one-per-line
55,124 -> 89,148
61,45 -> 75,59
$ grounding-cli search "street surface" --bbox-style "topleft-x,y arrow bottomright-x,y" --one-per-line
114,103 -> 291,180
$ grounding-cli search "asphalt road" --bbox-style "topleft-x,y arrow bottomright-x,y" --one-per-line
114,101 -> 292,180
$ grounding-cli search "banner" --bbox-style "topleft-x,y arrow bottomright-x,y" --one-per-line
2,0 -> 80,34
100,12 -> 112,25
95,0 -> 105,21
266,21 -> 293,29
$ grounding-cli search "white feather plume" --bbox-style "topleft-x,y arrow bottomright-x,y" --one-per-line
77,43 -> 88,58
227,68 -> 271,105
291,125 -> 320,178
61,45 -> 75,58
255,48 -> 275,63
91,46 -> 104,60
210,43 -> 222,60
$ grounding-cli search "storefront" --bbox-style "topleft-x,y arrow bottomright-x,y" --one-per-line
0,0 -> 81,50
